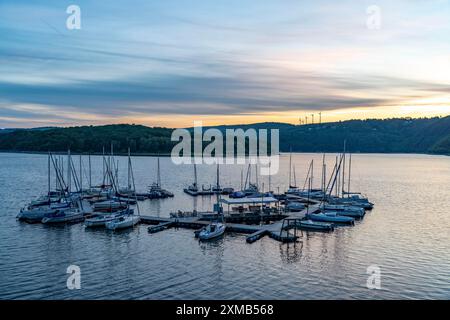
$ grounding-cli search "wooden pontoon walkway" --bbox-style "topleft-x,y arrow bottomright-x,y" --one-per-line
140,203 -> 321,243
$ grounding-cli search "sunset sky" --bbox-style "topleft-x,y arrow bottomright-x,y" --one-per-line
1,0 -> 450,128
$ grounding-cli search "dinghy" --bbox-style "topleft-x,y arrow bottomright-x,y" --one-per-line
105,214 -> 140,231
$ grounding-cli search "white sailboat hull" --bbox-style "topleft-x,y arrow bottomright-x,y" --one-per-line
105,215 -> 140,230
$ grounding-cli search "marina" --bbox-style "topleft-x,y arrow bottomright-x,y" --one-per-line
14,144 -> 374,244
1,152 -> 449,299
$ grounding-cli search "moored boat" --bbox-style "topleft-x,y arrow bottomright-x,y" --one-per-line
307,212 -> 355,225
197,222 -> 226,240
285,201 -> 306,212
297,219 -> 334,232
84,208 -> 133,228
41,208 -> 85,224
17,202 -> 71,223
93,200 -> 127,212
105,214 -> 140,230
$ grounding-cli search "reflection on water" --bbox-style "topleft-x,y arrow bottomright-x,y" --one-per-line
0,152 -> 449,299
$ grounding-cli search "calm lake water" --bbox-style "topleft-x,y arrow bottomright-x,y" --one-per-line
0,152 -> 449,300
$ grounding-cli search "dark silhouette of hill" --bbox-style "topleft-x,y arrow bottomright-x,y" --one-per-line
0,117 -> 449,155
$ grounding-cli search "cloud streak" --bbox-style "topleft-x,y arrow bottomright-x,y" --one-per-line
0,0 -> 449,127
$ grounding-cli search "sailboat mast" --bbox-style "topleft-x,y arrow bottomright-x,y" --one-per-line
348,153 -> 352,198
311,159 -> 314,190
268,170 -> 271,193
293,165 -> 297,188
88,153 -> 92,189
48,152 -> 51,195
55,158 -> 59,190
67,149 -> 71,193
240,169 -> 243,190
342,140 -> 346,197
244,164 -> 250,189
79,154 -> 82,192
102,146 -> 105,185
216,163 -> 219,189
194,163 -> 198,186
128,147 -> 131,190
323,163 -> 327,200
288,149 -> 292,187
335,155 -> 339,197
255,163 -> 258,189
321,154 -> 325,192
116,160 -> 119,188
157,157 -> 161,187
110,142 -> 114,186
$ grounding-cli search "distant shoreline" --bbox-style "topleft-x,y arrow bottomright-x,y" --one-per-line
1,118 -> 449,155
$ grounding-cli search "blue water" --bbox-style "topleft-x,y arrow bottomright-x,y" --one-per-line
0,152 -> 449,299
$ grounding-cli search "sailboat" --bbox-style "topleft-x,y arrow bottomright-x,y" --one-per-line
94,154 -> 129,209
242,164 -> 259,196
212,163 -> 222,193
84,208 -> 133,228
184,163 -> 199,196
148,157 -> 174,199
184,163 -> 214,196
105,213 -> 140,230
41,206 -> 85,224
105,149 -> 140,230
287,149 -> 299,191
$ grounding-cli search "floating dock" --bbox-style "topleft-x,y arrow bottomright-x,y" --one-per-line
140,203 -> 321,243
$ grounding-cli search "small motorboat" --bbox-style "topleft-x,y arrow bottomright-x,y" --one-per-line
84,208 -> 133,228
297,219 -> 334,232
197,222 -> 226,241
105,215 -> 140,231
307,212 -> 354,225
41,208 -> 85,224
